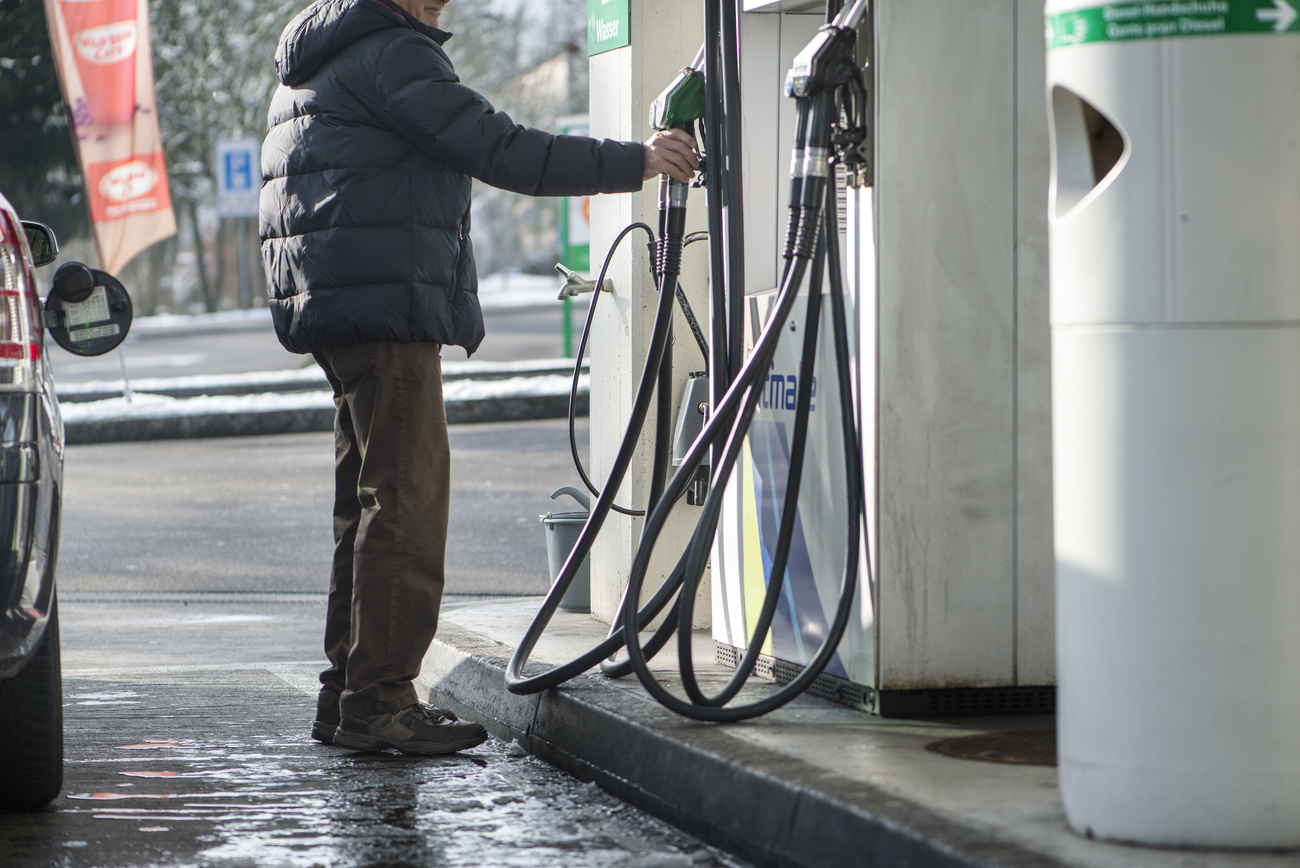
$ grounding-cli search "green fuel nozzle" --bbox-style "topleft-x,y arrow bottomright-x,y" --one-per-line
649,66 -> 706,131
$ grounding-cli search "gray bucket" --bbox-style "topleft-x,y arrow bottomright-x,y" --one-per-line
540,486 -> 591,613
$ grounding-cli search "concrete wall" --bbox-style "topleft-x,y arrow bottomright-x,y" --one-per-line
587,0 -> 711,627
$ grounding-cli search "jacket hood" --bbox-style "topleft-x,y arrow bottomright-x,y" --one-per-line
275,0 -> 450,87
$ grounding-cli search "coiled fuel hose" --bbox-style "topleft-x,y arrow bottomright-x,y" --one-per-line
620,92 -> 867,720
506,172 -> 702,692
564,223 -> 709,518
507,2 -> 872,722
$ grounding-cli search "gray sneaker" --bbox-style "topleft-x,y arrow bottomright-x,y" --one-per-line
312,683 -> 344,744
313,686 -> 457,746
334,703 -> 487,755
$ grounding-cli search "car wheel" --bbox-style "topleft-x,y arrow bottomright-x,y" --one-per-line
0,598 -> 63,810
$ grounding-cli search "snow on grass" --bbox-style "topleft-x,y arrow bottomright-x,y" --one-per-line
129,272 -> 574,333
442,374 -> 585,401
60,390 -> 333,422
132,308 -> 272,330
56,365 -> 328,396
443,357 -> 583,377
55,358 -> 585,397
476,271 -> 574,310
60,375 -> 589,423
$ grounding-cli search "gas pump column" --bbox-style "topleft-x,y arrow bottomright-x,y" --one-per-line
1047,0 -> 1300,847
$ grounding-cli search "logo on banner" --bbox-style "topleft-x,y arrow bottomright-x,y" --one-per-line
101,161 -> 157,201
58,0 -> 139,127
72,20 -> 136,63
86,153 -> 171,222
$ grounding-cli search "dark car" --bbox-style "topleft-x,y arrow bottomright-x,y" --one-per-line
0,192 -> 133,810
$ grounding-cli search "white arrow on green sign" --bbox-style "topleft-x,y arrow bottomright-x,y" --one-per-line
1048,0 -> 1300,49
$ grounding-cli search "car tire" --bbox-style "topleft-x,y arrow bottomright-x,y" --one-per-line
0,598 -> 63,810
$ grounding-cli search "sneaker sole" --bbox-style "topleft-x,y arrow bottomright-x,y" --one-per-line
333,728 -> 488,756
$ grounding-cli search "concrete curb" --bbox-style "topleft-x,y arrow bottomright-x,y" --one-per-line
64,392 -> 589,445
418,620 -> 1071,868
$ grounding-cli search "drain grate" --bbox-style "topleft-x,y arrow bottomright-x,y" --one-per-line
925,729 -> 1057,766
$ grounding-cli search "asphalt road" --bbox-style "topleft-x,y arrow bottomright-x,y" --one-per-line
0,594 -> 746,868
45,304 -> 586,383
58,420 -> 591,596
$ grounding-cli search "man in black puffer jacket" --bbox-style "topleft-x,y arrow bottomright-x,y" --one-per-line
260,0 -> 697,756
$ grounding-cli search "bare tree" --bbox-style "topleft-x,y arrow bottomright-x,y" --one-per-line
150,0 -> 298,311
0,0 -> 90,245
4,0 -> 589,310
442,0 -> 588,277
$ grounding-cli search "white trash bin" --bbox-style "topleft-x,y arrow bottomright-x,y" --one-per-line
1047,0 -> 1300,847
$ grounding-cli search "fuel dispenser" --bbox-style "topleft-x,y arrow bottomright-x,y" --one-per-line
510,0 -> 1055,723
711,0 -> 1056,716
1047,0 -> 1300,847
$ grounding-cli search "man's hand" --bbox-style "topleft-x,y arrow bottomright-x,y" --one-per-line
643,128 -> 700,182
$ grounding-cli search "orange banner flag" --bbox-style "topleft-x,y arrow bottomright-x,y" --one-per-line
43,0 -> 176,275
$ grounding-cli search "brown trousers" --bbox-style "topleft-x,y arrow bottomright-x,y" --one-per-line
312,342 -> 449,716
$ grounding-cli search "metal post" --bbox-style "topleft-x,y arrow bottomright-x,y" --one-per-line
117,348 -> 133,403
562,294 -> 574,358
236,216 -> 251,309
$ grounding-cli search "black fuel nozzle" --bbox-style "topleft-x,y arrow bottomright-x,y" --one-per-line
784,0 -> 869,99
781,0 -> 871,258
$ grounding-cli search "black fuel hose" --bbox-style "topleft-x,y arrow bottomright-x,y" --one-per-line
506,175 -> 696,694
616,91 -> 867,721
566,221 -> 655,517
510,0 -> 869,721
565,229 -> 712,519
620,137 -> 868,722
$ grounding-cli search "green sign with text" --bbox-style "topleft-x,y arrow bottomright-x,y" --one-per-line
588,0 -> 630,56
1048,0 -> 1300,49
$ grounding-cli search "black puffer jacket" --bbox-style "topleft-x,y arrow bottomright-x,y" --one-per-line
259,0 -> 645,355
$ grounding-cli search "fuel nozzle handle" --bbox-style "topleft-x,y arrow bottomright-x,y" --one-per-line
785,0 -> 868,99
781,1 -> 867,261
650,42 -> 708,132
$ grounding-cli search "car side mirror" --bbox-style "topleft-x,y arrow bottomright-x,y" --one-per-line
20,222 -> 58,268
43,264 -> 133,357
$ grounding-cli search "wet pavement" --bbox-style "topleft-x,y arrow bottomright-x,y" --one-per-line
0,424 -> 752,867
1,601 -> 748,868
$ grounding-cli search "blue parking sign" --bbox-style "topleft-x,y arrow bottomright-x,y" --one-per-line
224,151 -> 254,192
216,137 -> 261,218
